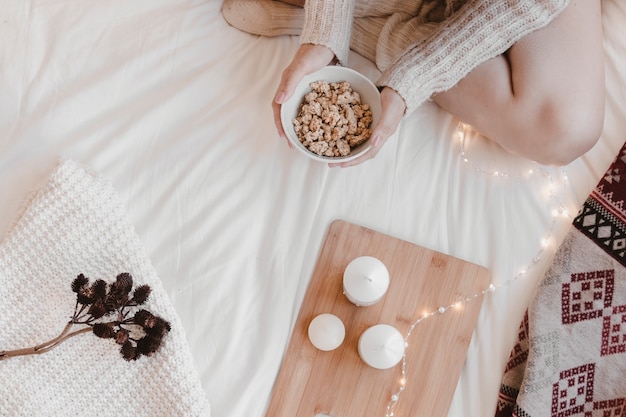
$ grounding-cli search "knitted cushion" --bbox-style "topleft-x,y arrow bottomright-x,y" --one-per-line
0,159 -> 210,417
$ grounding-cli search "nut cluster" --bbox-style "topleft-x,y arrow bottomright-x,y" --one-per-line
292,80 -> 373,157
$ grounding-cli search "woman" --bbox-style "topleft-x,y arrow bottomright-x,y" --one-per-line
223,0 -> 605,167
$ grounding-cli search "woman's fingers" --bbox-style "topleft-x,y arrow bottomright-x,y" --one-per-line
276,44 -> 335,102
329,87 -> 406,168
273,44 -> 335,142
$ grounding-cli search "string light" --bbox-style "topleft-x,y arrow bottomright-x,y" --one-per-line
383,123 -> 575,417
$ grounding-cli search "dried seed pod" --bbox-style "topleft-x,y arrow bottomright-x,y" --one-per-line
71,274 -> 89,293
115,329 -> 130,345
121,341 -> 137,361
92,323 -> 116,339
131,285 -> 151,305
87,300 -> 108,319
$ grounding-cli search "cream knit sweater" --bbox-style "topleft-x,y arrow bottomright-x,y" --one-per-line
301,0 -> 569,114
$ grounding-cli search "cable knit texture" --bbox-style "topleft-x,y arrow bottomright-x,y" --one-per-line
301,0 -> 569,114
301,0 -> 354,65
0,159 -> 210,417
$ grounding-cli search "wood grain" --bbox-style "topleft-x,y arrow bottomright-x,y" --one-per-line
265,220 -> 490,417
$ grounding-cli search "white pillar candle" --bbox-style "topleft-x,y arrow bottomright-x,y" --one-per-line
343,256 -> 389,306
308,313 -> 346,351
358,324 -> 405,369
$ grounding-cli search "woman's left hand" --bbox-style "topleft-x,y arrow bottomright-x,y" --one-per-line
329,87 -> 406,168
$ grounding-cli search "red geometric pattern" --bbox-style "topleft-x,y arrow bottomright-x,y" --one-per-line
562,270 -> 615,325
505,312 -> 529,373
601,305 -> 626,356
574,145 -> 626,265
496,142 -> 626,417
550,363 -> 626,417
594,146 -> 626,226
561,268 -> 626,360
593,398 -> 625,416
551,363 -> 594,416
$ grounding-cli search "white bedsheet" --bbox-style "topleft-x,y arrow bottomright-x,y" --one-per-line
0,1 -> 624,416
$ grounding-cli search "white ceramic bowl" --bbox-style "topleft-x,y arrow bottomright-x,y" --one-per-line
280,66 -> 382,163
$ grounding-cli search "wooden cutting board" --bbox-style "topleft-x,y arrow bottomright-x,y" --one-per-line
265,220 -> 490,417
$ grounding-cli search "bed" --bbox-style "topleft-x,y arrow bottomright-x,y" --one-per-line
0,1 -> 624,416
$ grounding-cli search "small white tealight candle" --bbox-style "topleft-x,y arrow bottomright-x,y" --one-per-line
343,256 -> 390,306
358,324 -> 405,369
308,313 -> 346,351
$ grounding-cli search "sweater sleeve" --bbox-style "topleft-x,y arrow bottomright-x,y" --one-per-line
377,0 -> 569,114
299,0 -> 355,66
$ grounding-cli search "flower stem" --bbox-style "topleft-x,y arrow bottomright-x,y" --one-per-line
0,323 -> 92,360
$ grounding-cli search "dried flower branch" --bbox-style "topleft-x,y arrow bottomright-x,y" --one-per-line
0,273 -> 170,361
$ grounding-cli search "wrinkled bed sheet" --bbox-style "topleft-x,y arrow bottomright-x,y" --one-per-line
0,1 -> 624,416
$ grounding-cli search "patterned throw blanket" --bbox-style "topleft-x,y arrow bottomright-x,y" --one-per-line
0,160 -> 210,417
496,142 -> 626,416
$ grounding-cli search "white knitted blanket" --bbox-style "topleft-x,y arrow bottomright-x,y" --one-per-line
0,159 -> 211,417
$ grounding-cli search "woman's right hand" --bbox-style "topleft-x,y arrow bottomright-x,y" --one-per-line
272,43 -> 336,145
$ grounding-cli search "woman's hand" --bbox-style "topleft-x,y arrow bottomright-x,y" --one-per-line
329,87 -> 406,168
272,43 -> 336,145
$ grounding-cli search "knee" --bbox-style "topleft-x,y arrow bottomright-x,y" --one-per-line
518,97 -> 604,166
222,0 -> 303,37
222,0 -> 265,36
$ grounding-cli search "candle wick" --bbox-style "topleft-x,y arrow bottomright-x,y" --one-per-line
364,275 -> 373,283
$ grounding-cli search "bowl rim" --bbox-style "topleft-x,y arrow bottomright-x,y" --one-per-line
280,65 -> 381,163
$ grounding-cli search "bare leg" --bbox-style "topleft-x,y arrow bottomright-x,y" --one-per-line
433,0 -> 605,166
